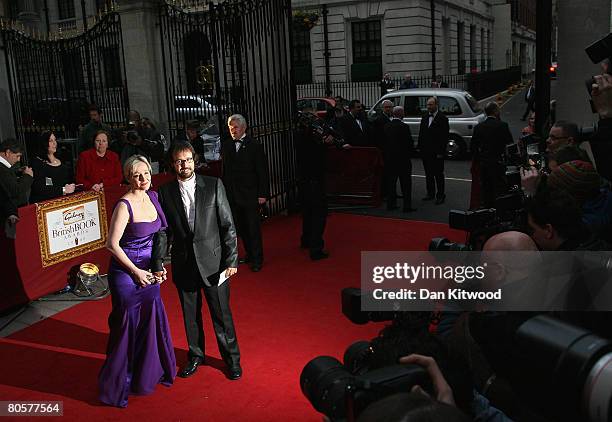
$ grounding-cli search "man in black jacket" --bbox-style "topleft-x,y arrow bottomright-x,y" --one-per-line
418,97 -> 449,204
471,102 -> 514,208
383,106 -> 416,212
158,141 -> 242,380
338,99 -> 371,146
0,139 -> 33,207
221,114 -> 269,272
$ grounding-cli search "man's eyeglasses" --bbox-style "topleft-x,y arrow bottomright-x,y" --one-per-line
547,134 -> 568,141
174,157 -> 194,166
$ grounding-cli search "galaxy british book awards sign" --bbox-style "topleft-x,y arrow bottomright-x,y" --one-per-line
36,191 -> 108,267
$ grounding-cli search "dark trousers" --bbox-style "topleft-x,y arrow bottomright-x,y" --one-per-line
522,102 -> 535,120
422,155 -> 445,198
230,200 -> 263,265
299,178 -> 327,253
176,271 -> 240,367
480,163 -> 507,208
387,160 -> 413,209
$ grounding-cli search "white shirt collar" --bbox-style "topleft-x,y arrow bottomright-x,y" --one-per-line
178,173 -> 196,190
0,155 -> 11,169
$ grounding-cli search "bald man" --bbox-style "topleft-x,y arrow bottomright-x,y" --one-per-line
481,231 -> 544,310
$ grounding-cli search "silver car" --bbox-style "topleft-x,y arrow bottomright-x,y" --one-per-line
368,88 -> 485,159
174,95 -> 218,121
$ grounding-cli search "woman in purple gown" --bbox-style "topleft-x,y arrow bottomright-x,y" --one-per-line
99,155 -> 176,407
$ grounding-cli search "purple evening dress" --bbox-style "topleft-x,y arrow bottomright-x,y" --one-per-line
98,190 -> 176,408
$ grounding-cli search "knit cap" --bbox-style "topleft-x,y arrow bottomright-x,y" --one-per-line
547,160 -> 600,204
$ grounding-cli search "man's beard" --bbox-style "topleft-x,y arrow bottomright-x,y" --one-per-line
178,168 -> 194,180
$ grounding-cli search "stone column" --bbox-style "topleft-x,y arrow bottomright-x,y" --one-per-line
117,0 -> 168,133
556,0 -> 611,126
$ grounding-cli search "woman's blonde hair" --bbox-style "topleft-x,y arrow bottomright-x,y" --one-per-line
123,154 -> 152,181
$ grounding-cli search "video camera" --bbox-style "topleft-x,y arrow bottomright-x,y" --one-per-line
300,352 -> 430,421
125,121 -> 140,144
301,305 -> 444,421
296,111 -> 347,148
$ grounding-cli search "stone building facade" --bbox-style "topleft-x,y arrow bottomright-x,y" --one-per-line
292,0 -> 536,83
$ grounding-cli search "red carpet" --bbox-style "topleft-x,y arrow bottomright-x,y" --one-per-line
0,214 -> 464,421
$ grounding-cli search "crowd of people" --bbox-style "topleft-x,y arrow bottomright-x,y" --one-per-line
5,67 -> 612,419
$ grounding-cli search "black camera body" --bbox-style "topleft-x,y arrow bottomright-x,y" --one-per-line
296,111 -> 347,148
124,121 -> 142,145
301,352 -> 430,421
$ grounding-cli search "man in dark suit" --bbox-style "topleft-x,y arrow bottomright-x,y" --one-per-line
0,139 -> 33,207
383,106 -> 416,212
471,102 -> 514,208
418,97 -> 449,204
221,114 -> 269,272
522,80 -> 535,121
338,99 -> 371,146
374,100 -> 394,198
158,141 -> 242,380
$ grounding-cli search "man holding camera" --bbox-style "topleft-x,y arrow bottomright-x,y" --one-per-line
296,108 -> 335,260
115,110 -> 165,170
471,102 -> 514,208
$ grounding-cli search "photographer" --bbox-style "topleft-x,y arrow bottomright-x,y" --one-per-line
526,186 -> 608,251
296,107 -> 336,260
471,102 -> 514,208
587,73 -> 612,181
114,110 -> 165,170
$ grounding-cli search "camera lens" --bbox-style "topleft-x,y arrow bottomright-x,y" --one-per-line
300,356 -> 354,419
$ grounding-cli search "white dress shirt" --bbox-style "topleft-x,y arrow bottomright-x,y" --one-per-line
234,133 -> 247,152
178,174 -> 196,231
0,155 -> 11,169
428,110 -> 438,127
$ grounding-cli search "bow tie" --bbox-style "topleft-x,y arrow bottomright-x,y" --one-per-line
234,139 -> 243,143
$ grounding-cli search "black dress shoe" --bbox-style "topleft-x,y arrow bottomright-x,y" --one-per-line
422,196 -> 435,201
310,250 -> 329,261
228,365 -> 243,380
178,357 -> 204,378
435,194 -> 446,205
403,208 -> 417,212
250,263 -> 262,272
239,257 -> 251,264
386,205 -> 399,211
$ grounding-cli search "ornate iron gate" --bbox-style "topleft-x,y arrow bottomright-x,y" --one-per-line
1,12 -> 129,161
159,0 -> 296,215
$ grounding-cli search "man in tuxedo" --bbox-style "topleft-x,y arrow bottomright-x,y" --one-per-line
338,100 -> 371,146
221,114 -> 269,272
418,97 -> 449,205
383,106 -> 416,212
158,141 -> 242,380
471,102 -> 514,208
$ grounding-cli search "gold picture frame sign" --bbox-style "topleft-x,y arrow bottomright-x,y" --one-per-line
36,190 -> 109,268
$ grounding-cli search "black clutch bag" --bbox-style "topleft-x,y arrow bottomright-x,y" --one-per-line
150,229 -> 168,273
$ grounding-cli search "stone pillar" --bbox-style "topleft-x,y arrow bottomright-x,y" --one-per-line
556,0 -> 611,127
117,0 -> 168,133
0,36 -> 16,140
16,0 -> 40,30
